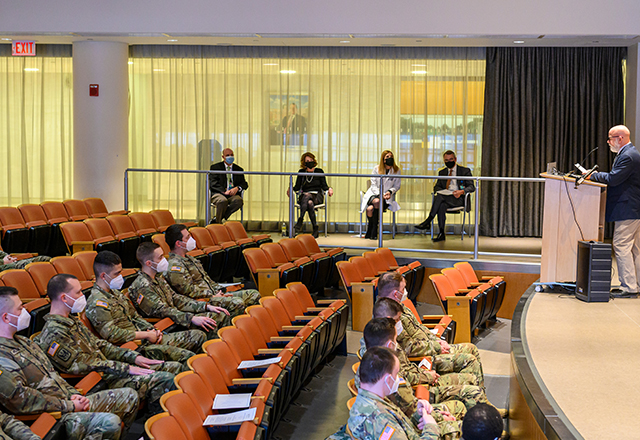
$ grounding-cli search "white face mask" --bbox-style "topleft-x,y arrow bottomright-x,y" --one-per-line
105,274 -> 125,290
401,289 -> 408,302
385,374 -> 401,395
64,294 -> 87,314
386,340 -> 397,351
395,320 -> 403,336
153,257 -> 169,274
184,237 -> 197,252
7,309 -> 31,332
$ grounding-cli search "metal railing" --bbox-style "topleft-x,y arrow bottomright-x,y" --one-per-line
124,168 -> 545,260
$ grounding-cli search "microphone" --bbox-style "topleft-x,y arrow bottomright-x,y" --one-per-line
574,146 -> 599,172
575,165 -> 598,187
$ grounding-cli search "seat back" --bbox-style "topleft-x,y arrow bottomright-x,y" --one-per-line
74,251 -> 98,281
206,223 -> 234,244
233,314 -> 269,352
224,221 -> 250,241
189,353 -> 233,396
152,234 -> 171,257
51,256 -> 88,281
429,274 -> 456,302
273,289 -> 305,322
246,305 -> 280,341
243,248 -> 271,274
84,218 -> 116,241
401,298 -> 422,321
286,281 -> 315,310
218,326 -> 255,363
17,204 -> 48,227
162,391 -> 210,440
59,221 -> 94,246
25,262 -> 58,297
0,207 -> 26,229
260,243 -> 289,266
189,227 -> 217,248
279,238 -> 308,261
295,234 -> 322,254
203,339 -> 242,385
150,210 -> 176,232
0,270 -> 41,301
441,267 -> 468,291
40,202 -> 70,224
63,200 -> 90,221
453,262 -> 480,285
82,198 -> 109,218
336,261 -> 363,290
129,212 -> 158,235
106,215 -> 137,237
260,296 -> 294,330
363,251 -> 390,273
375,247 -> 398,267
145,412 -> 188,440
349,256 -> 377,280
174,371 -> 213,422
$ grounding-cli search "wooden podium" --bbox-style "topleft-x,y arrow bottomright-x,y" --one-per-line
540,173 -> 607,283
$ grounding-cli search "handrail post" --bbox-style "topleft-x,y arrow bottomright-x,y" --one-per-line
124,169 -> 129,211
378,175 -> 384,248
474,177 -> 480,260
288,175 -> 294,238
205,171 -> 211,225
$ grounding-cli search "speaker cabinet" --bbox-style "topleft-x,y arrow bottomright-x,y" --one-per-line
575,241 -> 611,303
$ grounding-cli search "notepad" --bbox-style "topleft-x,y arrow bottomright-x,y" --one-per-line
203,407 -> 257,426
429,328 -> 438,335
436,189 -> 453,196
419,357 -> 433,370
237,357 -> 281,369
212,393 -> 252,410
219,282 -> 242,288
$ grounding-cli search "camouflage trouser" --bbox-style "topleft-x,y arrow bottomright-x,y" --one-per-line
63,387 -> 141,439
449,343 -> 484,388
195,312 -> 231,340
433,400 -> 466,421
141,329 -> 206,363
437,419 -> 462,440
106,370 -> 176,415
434,352 -> 484,389
432,384 -> 488,410
435,372 -> 477,388
209,289 -> 261,317
2,256 -> 51,271
0,413 -> 40,440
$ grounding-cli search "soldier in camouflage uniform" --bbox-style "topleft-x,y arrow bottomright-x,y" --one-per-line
164,224 -> 260,317
0,286 -> 137,439
376,275 -> 485,389
0,252 -> 50,271
0,411 -> 41,440
86,251 -> 206,364
37,274 -> 180,415
129,242 -> 230,339
348,347 -> 440,440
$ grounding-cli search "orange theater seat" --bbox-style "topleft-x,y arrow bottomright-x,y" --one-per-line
225,221 -> 272,246
0,207 -> 29,254
150,209 -> 196,233
63,200 -> 90,222
188,227 -> 226,282
25,262 -> 58,297
83,198 -> 128,218
16,204 -> 52,256
0,269 -> 41,302
205,224 -> 244,281
128,212 -> 159,237
50,256 -> 94,292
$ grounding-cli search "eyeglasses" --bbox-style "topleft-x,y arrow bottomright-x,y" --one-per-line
608,135 -> 621,141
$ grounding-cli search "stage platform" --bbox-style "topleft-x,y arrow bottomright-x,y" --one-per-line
511,285 -> 640,440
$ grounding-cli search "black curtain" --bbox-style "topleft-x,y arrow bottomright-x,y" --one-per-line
480,47 -> 626,237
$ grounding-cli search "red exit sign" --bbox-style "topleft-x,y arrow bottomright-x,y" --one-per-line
12,41 -> 36,56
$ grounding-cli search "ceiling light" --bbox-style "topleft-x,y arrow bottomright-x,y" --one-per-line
280,70 -> 296,74
24,68 -> 39,72
412,70 -> 427,75
263,63 -> 278,66
153,69 -> 165,72
167,39 -> 177,42
339,40 -> 350,43
514,40 -> 525,44
1,38 -> 11,41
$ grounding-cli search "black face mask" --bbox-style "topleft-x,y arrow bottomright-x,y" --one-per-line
305,161 -> 317,169
384,157 -> 394,166
444,161 -> 455,169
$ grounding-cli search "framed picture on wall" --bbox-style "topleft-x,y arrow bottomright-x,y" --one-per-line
269,94 -> 308,147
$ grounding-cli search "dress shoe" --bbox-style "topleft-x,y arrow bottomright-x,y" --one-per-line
610,290 -> 638,298
415,220 -> 431,231
432,232 -> 446,242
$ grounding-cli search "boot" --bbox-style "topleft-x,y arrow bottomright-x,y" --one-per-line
364,213 -> 379,240
294,218 -> 303,235
312,224 -> 319,238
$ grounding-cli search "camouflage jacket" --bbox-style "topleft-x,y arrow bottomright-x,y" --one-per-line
129,271 -> 207,327
347,389 -> 439,440
0,336 -> 78,415
85,284 -> 154,345
398,305 -> 442,358
0,411 -> 40,440
37,314 -> 138,379
165,252 -> 222,299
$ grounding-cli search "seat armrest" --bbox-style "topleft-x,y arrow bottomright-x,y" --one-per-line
154,317 -> 175,331
232,377 -> 273,385
282,325 -> 304,331
316,299 -> 335,305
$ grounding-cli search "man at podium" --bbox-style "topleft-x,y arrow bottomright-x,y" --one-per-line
589,125 -> 640,297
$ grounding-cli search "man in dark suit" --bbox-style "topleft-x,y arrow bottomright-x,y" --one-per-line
209,148 -> 248,223
281,103 -> 306,145
415,150 -> 475,242
590,125 -> 640,297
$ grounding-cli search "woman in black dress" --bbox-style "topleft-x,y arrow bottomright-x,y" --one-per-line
286,152 -> 334,237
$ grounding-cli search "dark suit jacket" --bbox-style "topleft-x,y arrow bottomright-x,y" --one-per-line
433,165 -> 475,211
591,143 -> 640,222
281,114 -> 307,134
209,162 -> 249,195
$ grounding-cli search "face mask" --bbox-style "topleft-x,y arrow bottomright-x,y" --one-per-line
224,156 -> 235,165
185,237 -> 197,252
154,257 -> 169,274
106,274 -> 125,290
444,160 -> 456,169
386,340 -> 397,351
7,309 -> 31,332
395,320 -> 403,336
384,157 -> 394,166
401,289 -> 408,302
64,294 -> 87,314
385,374 -> 401,395
305,161 -> 316,169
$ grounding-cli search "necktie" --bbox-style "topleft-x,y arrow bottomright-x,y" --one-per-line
227,167 -> 233,190
446,169 -> 452,190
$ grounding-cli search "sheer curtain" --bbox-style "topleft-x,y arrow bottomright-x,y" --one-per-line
128,47 -> 485,228
0,47 -> 74,206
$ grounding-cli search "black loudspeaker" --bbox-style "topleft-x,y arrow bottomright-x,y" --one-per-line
575,241 -> 611,303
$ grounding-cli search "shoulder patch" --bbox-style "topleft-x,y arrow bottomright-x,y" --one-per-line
56,348 -> 72,362
379,424 -> 395,440
47,342 -> 60,357
95,300 -> 109,309
170,266 -> 182,272
136,293 -> 144,305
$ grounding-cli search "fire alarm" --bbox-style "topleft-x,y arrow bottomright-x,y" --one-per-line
89,84 -> 99,96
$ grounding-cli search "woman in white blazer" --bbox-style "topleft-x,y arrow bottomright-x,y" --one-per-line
361,150 -> 401,239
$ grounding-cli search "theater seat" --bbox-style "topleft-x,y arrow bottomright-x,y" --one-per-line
243,248 -> 290,297
442,268 -> 492,329
336,261 -> 376,332
259,243 -> 301,287
207,224 -> 254,278
83,198 -> 128,218
63,199 -> 90,222
150,209 -> 196,232
50,256 -> 94,293
16,204 -> 52,256
225,221 -> 272,246
188,227 -> 226,282
145,412 -> 188,440
454,262 -> 506,321
25,262 -> 58,297
0,207 -> 30,254
0,269 -> 41,302
205,224 -> 243,282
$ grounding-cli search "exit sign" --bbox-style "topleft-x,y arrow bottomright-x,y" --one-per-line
12,41 -> 36,56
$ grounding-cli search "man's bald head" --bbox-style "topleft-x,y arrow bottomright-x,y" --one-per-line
222,148 -> 234,156
608,125 -> 631,153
